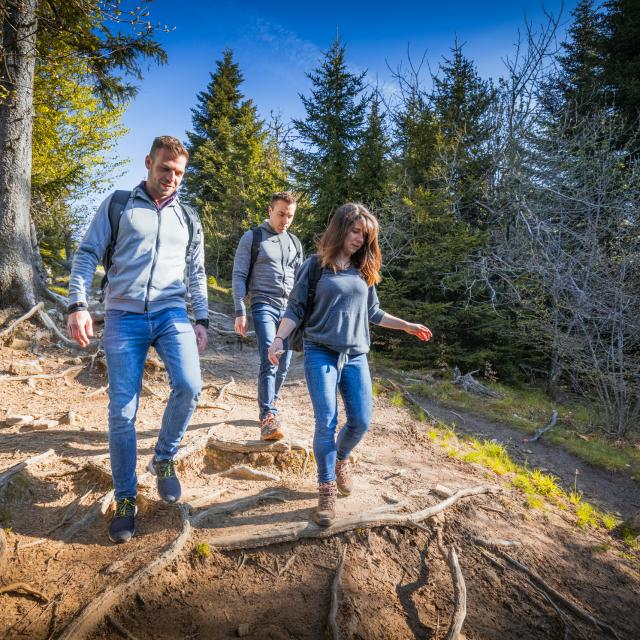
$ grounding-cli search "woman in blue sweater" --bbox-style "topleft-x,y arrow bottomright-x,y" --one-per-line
268,203 -> 432,526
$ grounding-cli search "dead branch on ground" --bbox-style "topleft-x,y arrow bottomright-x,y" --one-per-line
190,489 -> 288,527
86,385 -> 108,397
0,364 -> 84,383
220,465 -> 280,481
526,410 -> 558,442
452,367 -> 502,398
436,529 -> 467,640
106,614 -> 141,640
0,449 -> 56,489
0,528 -> 7,571
45,488 -> 93,535
208,436 -> 289,454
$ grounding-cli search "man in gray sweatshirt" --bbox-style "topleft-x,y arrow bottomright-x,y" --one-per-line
66,136 -> 209,544
232,192 -> 303,440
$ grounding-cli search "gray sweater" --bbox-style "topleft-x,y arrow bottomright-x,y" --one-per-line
232,221 -> 303,317
284,257 -> 386,355
68,186 -> 208,320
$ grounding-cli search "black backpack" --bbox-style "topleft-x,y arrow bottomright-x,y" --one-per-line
288,254 -> 323,352
244,226 -> 302,289
100,190 -> 202,300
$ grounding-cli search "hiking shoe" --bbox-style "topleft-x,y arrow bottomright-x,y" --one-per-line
148,457 -> 181,503
260,413 -> 284,441
312,481 -> 337,527
108,497 -> 137,544
335,458 -> 353,496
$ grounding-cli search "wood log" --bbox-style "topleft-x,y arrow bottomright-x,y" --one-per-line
0,449 -> 56,489
0,302 -> 44,338
452,367 -> 502,398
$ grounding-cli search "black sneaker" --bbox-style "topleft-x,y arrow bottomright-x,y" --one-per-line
108,497 -> 137,544
148,457 -> 181,503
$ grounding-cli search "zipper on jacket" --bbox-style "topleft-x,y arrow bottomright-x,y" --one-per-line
144,206 -> 162,312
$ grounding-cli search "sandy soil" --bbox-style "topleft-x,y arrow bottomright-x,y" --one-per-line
0,304 -> 639,639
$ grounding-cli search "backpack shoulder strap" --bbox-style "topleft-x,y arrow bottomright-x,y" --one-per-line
179,202 -> 201,263
100,190 -> 131,297
245,227 -> 262,288
306,254 -> 322,307
287,232 -> 302,261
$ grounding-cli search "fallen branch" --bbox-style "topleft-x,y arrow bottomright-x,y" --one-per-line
482,545 -> 620,639
527,579 -> 571,640
106,614 -> 141,640
278,552 -> 297,577
0,582 -> 48,603
526,410 -> 558,443
141,382 -> 165,399
0,449 -> 56,489
328,546 -> 347,640
0,302 -> 44,338
57,505 -> 192,640
86,385 -> 108,397
208,485 -> 495,550
187,488 -> 229,511
452,367 -> 502,399
213,377 -> 235,403
196,401 -> 231,411
469,535 -> 521,548
0,364 -> 84,383
399,385 -> 436,421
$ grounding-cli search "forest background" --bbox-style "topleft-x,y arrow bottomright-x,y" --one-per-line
0,0 -> 638,443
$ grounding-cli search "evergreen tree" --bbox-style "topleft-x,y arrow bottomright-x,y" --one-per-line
353,89 -> 391,206
184,49 -> 286,276
602,0 -> 640,127
291,37 -> 367,239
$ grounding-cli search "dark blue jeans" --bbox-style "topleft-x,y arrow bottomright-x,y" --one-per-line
103,307 -> 202,501
304,342 -> 372,484
252,302 -> 293,420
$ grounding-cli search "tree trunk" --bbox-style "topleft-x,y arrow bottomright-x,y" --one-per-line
0,0 -> 39,309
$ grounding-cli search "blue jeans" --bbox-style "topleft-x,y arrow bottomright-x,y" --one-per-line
252,302 -> 293,420
304,342 -> 372,484
103,307 -> 202,501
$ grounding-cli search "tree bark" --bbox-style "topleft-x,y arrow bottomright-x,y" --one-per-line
0,0 -> 39,309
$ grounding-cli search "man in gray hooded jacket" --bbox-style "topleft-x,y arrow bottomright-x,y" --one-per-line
232,192 -> 303,440
67,136 -> 208,544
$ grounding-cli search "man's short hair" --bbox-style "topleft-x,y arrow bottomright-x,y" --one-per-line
149,136 -> 189,160
269,191 -> 297,207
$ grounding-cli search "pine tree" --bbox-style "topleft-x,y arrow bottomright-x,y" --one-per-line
353,90 -> 391,206
291,37 -> 367,239
184,49 -> 286,276
602,0 -> 640,126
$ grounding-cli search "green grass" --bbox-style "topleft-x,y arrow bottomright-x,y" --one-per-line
193,541 -> 212,560
426,420 -> 620,529
405,378 -> 640,481
207,276 -> 233,304
389,391 -> 405,408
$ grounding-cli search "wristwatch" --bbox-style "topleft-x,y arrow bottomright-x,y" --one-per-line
195,318 -> 210,329
67,302 -> 87,314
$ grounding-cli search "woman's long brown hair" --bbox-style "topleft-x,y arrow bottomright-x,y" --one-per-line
317,203 -> 382,286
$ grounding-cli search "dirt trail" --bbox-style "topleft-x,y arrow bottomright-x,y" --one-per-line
411,395 -> 640,520
0,304 -> 639,639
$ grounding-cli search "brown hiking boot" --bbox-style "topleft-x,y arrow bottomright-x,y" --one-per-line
260,413 -> 284,441
335,458 -> 353,496
312,481 -> 337,527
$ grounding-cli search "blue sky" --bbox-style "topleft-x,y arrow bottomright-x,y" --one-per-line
112,0 -> 579,192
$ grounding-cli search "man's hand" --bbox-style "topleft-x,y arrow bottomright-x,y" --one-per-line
234,315 -> 247,337
67,309 -> 94,348
194,324 -> 208,353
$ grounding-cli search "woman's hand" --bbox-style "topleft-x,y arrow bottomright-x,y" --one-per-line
404,323 -> 433,342
268,336 -> 286,365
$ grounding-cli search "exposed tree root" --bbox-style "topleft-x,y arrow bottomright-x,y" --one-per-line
62,493 -> 108,543
86,385 -> 108,397
436,530 -> 466,640
477,543 -> 620,639
328,546 -> 347,640
0,449 -> 56,489
526,410 -> 558,443
57,505 -> 191,640
106,614 -> 141,640
0,527 -> 7,571
195,401 -> 231,411
399,385 -> 437,421
206,485 -> 494,550
213,377 -> 235,403
469,535 -> 521,548
36,307 -> 77,346
220,465 -> 280,481
190,489 -> 288,527
0,302 -> 44,339
0,582 -> 48,603
44,488 -> 93,535
208,436 -> 289,454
